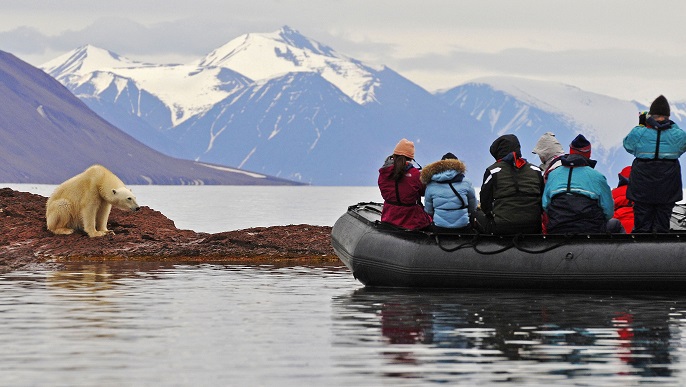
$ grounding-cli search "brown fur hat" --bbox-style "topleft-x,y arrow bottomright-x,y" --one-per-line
420,159 -> 467,185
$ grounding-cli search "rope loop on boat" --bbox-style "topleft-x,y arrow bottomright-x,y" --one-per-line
434,234 -> 479,252
435,232 -> 572,255
511,233 -> 569,254
470,234 -> 515,255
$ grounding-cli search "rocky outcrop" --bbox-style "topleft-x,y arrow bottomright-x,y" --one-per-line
0,188 -> 336,272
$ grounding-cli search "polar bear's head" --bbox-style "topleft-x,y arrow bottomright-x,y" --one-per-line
111,187 -> 140,211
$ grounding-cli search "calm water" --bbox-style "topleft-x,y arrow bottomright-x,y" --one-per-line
3,263 -> 686,386
3,185 -> 686,385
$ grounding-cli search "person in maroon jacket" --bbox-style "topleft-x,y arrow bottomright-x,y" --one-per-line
378,138 -> 432,230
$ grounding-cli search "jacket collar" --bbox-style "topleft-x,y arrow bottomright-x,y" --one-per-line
646,116 -> 675,130
560,153 -> 597,168
499,152 -> 527,168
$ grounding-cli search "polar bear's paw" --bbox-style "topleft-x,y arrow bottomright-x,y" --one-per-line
88,230 -> 110,238
51,228 -> 74,235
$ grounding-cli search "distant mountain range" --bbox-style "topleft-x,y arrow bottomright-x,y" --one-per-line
0,50 -> 299,185
36,26 -> 686,185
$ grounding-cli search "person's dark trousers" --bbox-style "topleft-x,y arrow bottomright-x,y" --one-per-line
473,208 -> 541,235
431,224 -> 474,234
633,202 -> 674,233
606,218 -> 625,234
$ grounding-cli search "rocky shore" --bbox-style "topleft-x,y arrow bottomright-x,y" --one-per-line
0,188 -> 337,272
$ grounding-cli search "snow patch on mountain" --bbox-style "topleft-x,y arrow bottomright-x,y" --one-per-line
113,65 -> 250,124
196,162 -> 266,178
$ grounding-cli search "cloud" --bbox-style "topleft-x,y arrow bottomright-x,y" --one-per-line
393,47 -> 686,82
0,16 -> 276,62
0,26 -> 48,55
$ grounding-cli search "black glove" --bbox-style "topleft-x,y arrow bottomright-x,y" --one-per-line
638,111 -> 647,126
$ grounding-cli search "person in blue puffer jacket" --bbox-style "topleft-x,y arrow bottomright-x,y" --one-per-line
623,95 -> 686,233
420,152 -> 477,233
543,134 -> 623,234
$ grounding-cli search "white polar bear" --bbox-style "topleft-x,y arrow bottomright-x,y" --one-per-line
46,165 -> 140,238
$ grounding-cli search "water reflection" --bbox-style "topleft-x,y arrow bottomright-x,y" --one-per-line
0,263 -> 359,386
4,263 -> 686,385
333,288 -> 686,384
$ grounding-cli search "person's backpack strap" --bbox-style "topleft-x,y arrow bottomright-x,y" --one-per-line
447,182 -> 468,209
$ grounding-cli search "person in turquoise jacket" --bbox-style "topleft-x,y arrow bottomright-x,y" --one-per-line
623,95 -> 686,233
420,152 -> 477,233
542,134 -> 622,234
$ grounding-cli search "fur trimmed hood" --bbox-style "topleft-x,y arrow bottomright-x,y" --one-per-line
420,159 -> 467,184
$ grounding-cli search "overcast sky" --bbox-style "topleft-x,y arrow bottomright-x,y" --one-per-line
2,0 -> 685,104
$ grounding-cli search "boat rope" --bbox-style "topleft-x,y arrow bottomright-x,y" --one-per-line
434,232 -> 572,255
434,234 -> 479,252
433,230 -> 517,255
471,238 -> 515,255
511,233 -> 570,254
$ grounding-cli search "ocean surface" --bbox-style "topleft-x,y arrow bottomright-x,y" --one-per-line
3,184 -> 686,386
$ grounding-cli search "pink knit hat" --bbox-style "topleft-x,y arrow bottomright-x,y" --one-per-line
393,138 -> 415,159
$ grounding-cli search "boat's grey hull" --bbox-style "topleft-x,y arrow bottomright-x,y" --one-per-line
331,203 -> 686,290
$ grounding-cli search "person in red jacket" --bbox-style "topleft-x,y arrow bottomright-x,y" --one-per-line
378,138 -> 432,230
612,166 -> 634,233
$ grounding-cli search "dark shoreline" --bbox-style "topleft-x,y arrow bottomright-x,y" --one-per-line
0,188 -> 337,273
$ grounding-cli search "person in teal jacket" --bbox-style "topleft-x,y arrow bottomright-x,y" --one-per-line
543,134 -> 622,234
623,95 -> 686,233
420,152 -> 477,233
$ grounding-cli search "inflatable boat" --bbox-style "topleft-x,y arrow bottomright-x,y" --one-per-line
331,202 -> 686,291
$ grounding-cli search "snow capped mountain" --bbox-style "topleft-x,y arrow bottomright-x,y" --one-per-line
41,26 -> 486,185
39,26 -> 686,185
197,26 -> 384,105
43,45 -> 252,126
42,44 -> 148,76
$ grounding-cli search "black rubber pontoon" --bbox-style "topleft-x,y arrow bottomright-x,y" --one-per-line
331,202 -> 686,290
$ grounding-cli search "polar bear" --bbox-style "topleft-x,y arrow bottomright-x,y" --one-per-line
46,165 -> 140,237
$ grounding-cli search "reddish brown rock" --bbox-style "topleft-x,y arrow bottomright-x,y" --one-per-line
0,188 -> 337,272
